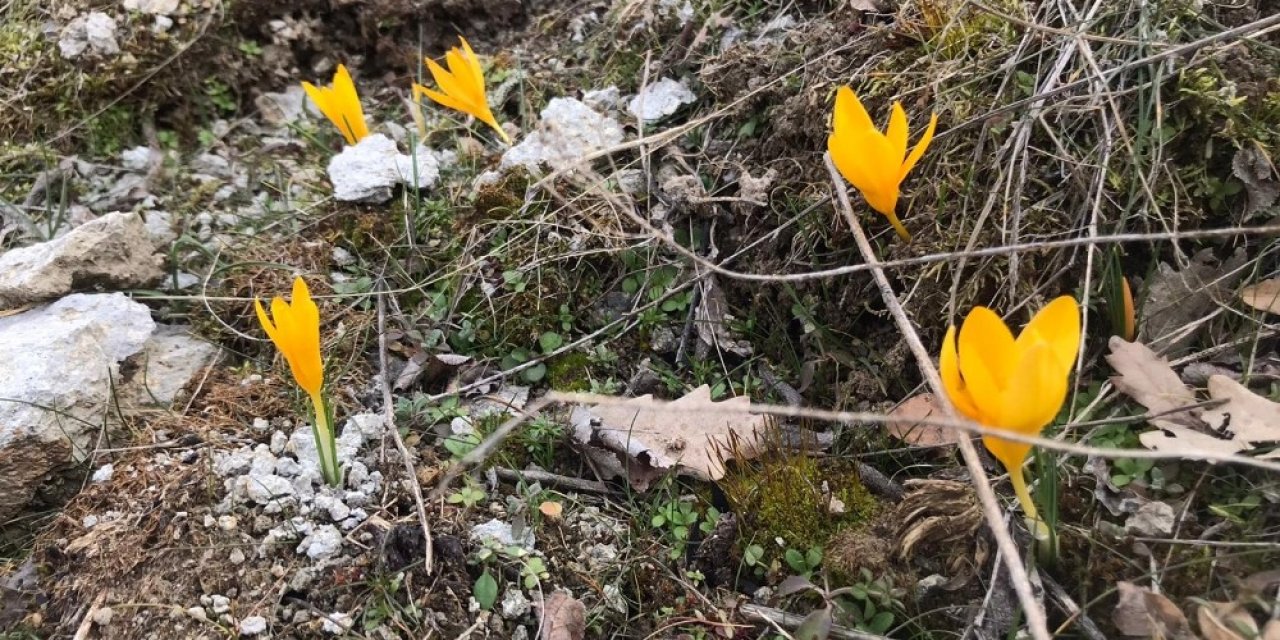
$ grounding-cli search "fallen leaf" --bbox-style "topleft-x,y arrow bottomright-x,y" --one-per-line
1262,620 -> 1280,640
695,276 -> 753,358
1197,601 -> 1258,640
1141,249 -> 1246,354
1105,337 -> 1201,429
538,590 -> 586,640
570,385 -> 771,490
1240,278 -> 1280,316
1200,375 -> 1280,457
1232,144 -> 1278,217
1112,581 -> 1194,639
539,501 -> 563,520
848,0 -> 880,11
887,393 -> 961,446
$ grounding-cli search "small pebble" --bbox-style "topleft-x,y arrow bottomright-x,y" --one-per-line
239,615 -> 267,635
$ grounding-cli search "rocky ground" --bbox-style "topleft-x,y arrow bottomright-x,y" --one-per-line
2,0 -> 1280,638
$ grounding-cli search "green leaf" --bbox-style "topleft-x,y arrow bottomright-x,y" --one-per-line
792,606 -> 832,640
622,277 -> 639,294
539,332 -> 564,352
523,363 -> 547,383
868,611 -> 894,634
784,548 -> 807,573
474,572 -> 498,611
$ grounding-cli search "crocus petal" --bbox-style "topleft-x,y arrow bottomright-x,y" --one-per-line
833,86 -> 874,135
331,64 -> 369,142
446,48 -> 479,96
417,84 -> 473,116
940,325 -> 983,421
982,433 -> 1032,477
459,37 -> 485,93
998,343 -> 1068,433
1016,295 -> 1081,373
844,126 -> 902,216
899,112 -> 938,182
254,298 -> 281,347
425,58 -> 471,111
886,102 -> 909,165
957,306 -> 1017,419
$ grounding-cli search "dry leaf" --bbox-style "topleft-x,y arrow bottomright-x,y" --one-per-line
539,501 -> 563,520
1109,339 -> 1280,459
1232,144 -> 1279,217
1141,249 -> 1246,354
1197,601 -> 1258,640
570,385 -> 770,490
887,393 -> 961,446
695,276 -> 753,358
538,590 -> 586,640
1262,620 -> 1280,640
1105,337 -> 1200,429
1240,278 -> 1280,316
1112,581 -> 1193,639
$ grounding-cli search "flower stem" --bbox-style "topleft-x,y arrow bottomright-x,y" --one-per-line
1009,465 -> 1049,541
308,391 -> 341,487
887,213 -> 912,242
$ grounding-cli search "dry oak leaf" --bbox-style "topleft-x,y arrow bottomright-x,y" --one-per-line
1106,338 -> 1280,459
1112,581 -> 1194,639
1240,278 -> 1280,316
538,590 -> 586,640
569,385 -> 769,487
887,393 -> 961,447
1197,601 -> 1259,640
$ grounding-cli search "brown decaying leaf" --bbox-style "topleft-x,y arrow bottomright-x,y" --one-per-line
1197,601 -> 1259,640
569,385 -> 771,489
1106,338 -> 1280,459
887,393 -> 961,447
1240,278 -> 1280,316
1112,581 -> 1194,639
538,590 -> 586,640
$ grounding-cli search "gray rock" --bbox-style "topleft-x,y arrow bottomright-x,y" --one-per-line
59,12 -> 119,59
1125,501 -> 1176,537
0,211 -> 163,307
120,146 -> 156,171
191,153 -> 232,179
238,473 -> 294,506
470,518 -> 535,549
322,133 -> 446,202
91,464 -> 114,484
582,86 -> 621,112
122,0 -> 180,15
501,589 -> 530,618
501,98 -> 624,172
121,324 -> 220,409
297,525 -> 343,560
210,595 -> 230,614
394,144 -> 441,190
327,134 -> 401,203
322,612 -> 353,635
0,293 -> 154,519
628,78 -> 696,123
255,86 -> 312,127
239,615 -> 268,636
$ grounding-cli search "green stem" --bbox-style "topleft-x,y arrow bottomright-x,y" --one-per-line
309,391 -> 341,487
1009,465 -> 1049,541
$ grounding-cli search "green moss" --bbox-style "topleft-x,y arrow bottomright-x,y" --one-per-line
720,435 -> 879,552
546,351 -> 592,391
470,167 -> 532,222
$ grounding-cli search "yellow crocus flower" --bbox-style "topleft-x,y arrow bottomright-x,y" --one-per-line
255,276 -> 340,485
413,36 -> 510,144
828,86 -> 937,242
939,295 -> 1081,538
301,64 -> 369,146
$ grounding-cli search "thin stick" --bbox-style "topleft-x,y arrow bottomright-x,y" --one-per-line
376,292 -> 434,574
494,467 -> 612,494
822,153 -> 1051,640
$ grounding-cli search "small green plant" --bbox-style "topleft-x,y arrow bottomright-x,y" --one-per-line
784,545 -> 823,579
516,417 -> 564,468
652,498 -> 702,560
520,556 -> 549,588
473,571 -> 499,611
443,431 -> 481,460
238,39 -> 263,56
203,78 -> 236,113
447,480 -> 486,508
780,567 -> 905,639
